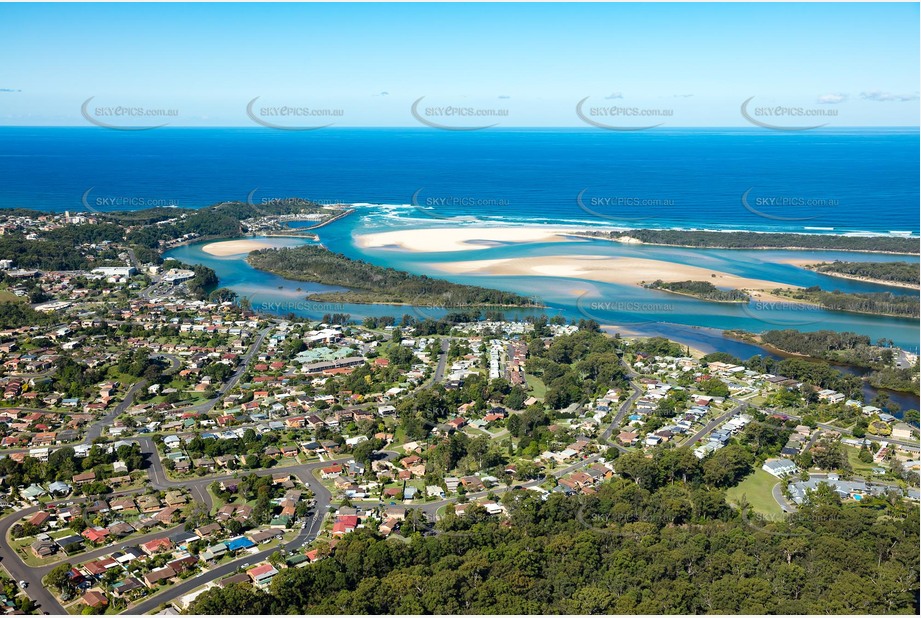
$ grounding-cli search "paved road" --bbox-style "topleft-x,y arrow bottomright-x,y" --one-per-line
0,485 -> 163,614
2,351 -> 178,455
600,365 -> 643,447
87,380 -> 149,443
430,338 -> 450,385
127,453 -> 363,614
0,324 -> 525,613
772,482 -> 794,513
681,398 -> 748,447
0,325 -> 272,612
128,520 -> 316,615
166,325 -> 272,418
125,249 -> 142,272
0,431 -> 370,614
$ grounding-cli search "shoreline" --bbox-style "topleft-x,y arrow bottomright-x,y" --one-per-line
304,292 -> 545,310
769,289 -> 919,320
355,225 -> 919,256
803,268 -> 920,290
431,254 -> 807,301
202,238 -> 302,256
642,284 -> 750,304
354,226 -> 586,253
724,331 -> 920,397
571,233 -> 920,256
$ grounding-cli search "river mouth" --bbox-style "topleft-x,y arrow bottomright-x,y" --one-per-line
165,225 -> 919,414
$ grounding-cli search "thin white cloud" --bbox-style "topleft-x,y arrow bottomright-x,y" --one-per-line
817,93 -> 847,104
860,91 -> 919,102
604,92 -> 623,100
673,94 -> 694,98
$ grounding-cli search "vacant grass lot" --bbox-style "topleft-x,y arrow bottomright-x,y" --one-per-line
726,468 -> 784,519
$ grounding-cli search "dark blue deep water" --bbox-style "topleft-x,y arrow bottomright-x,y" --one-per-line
0,127 -> 917,235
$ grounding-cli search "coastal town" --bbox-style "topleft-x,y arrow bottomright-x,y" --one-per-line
0,209 -> 918,615
2,2 -> 919,613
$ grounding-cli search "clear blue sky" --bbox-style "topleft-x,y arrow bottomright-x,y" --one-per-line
1,2 -> 918,126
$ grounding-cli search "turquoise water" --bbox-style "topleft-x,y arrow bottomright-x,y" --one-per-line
165,209 -> 919,354
166,210 -> 920,410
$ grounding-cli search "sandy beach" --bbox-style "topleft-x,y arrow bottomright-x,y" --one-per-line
433,255 -> 801,299
354,226 -> 584,252
775,257 -> 920,289
202,239 -> 291,256
775,258 -> 819,267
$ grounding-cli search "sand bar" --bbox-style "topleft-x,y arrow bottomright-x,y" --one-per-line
202,239 -> 292,256
433,255 -> 801,299
775,258 -> 819,267
354,226 -> 583,253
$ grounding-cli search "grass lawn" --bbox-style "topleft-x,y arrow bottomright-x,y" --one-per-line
726,469 -> 784,519
525,374 -> 546,400
0,289 -> 24,303
844,445 -> 880,476
390,423 -> 408,445
206,486 -> 226,512
10,536 -> 63,568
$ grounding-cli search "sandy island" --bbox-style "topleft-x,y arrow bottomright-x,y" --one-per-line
202,239 -> 291,256
433,255 -> 803,301
354,226 -> 584,253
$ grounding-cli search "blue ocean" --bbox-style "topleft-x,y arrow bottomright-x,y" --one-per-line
0,127 -> 918,235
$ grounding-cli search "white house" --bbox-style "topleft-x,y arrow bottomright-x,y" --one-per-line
762,458 -> 798,478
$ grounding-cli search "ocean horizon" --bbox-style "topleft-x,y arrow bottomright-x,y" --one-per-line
3,125 -> 919,388
1,126 -> 918,237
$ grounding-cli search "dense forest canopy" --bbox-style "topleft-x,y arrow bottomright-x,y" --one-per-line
188,476 -> 920,615
807,261 -> 919,285
645,280 -> 750,302
773,287 -> 919,319
92,199 -> 328,248
580,229 -> 919,254
759,330 -> 898,368
247,245 -> 538,307
727,330 -> 920,396
0,235 -> 103,271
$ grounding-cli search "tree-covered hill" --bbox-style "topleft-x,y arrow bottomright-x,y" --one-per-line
188,477 -> 919,615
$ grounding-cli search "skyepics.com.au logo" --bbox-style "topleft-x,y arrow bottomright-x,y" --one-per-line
575,291 -> 675,328
242,295 -> 347,316
410,96 -> 509,131
245,189 -> 347,218
81,97 -> 179,130
576,189 -> 675,223
576,95 -> 673,131
410,189 -> 507,221
740,297 -> 828,328
246,97 -> 344,131
741,188 -> 839,222
740,96 -> 839,131
81,188 -> 180,214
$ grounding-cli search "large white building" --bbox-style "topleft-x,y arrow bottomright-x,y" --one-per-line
762,458 -> 798,478
162,268 -> 195,284
91,266 -> 136,277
